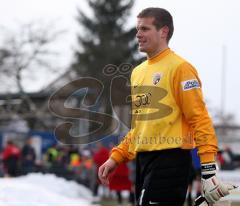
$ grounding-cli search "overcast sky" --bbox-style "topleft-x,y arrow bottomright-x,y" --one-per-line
0,0 -> 240,123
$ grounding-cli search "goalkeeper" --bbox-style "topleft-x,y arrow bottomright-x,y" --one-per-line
98,7 -> 237,206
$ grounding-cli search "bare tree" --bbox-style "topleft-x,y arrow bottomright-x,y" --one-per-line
0,21 -> 65,93
0,21 -> 65,129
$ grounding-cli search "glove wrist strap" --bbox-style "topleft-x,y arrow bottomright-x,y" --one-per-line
195,195 -> 209,206
201,162 -> 216,179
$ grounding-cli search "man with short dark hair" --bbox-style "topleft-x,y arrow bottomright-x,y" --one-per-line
98,7 -> 237,206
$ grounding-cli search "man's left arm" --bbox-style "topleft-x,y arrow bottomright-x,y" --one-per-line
173,62 -> 237,204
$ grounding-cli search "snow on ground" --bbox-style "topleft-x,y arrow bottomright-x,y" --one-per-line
0,173 -> 93,206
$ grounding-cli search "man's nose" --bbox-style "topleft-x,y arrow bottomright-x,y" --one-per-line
136,30 -> 142,39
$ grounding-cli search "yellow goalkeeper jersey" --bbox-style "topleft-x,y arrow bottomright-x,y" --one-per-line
111,48 -> 218,164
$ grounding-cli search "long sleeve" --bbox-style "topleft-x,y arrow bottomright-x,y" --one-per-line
110,130 -> 136,164
173,62 -> 218,163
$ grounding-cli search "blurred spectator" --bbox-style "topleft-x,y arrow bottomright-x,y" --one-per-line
216,150 -> 225,167
2,140 -> 21,177
92,142 -> 109,201
109,163 -> 132,205
21,137 -> 36,175
77,149 -> 94,187
58,146 -> 71,168
225,146 -> 240,168
69,150 -> 81,170
0,155 -> 4,177
217,145 -> 240,170
45,144 -> 58,167
47,145 -> 72,179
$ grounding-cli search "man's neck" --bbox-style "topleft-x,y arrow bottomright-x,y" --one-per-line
147,45 -> 169,59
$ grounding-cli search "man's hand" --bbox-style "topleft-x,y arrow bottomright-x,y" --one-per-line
201,162 -> 238,204
98,158 -> 118,186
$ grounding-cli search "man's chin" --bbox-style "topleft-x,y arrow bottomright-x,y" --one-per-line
138,47 -> 146,53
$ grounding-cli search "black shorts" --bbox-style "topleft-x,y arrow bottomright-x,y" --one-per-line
135,148 -> 191,206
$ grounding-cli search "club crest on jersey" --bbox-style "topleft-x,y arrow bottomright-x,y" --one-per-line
181,79 -> 200,91
152,73 -> 162,85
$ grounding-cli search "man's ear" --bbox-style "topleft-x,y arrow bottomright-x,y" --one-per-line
160,26 -> 169,39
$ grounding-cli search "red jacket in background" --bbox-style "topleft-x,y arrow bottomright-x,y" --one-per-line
2,144 -> 21,160
93,146 -> 109,169
109,163 -> 132,191
2,143 -> 21,176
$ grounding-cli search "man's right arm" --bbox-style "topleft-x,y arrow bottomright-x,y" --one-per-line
110,130 -> 136,164
98,130 -> 135,185
99,69 -> 137,184
98,158 -> 118,185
